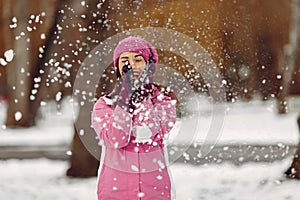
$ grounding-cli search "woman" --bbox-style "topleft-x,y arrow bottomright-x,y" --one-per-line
92,36 -> 177,200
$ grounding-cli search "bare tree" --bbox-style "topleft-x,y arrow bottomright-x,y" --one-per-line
4,0 -> 32,127
66,0 -> 117,177
283,0 -> 300,179
0,0 -> 11,97
2,0 -> 56,127
285,115 -> 300,178
25,0 -> 102,177
277,0 -> 300,114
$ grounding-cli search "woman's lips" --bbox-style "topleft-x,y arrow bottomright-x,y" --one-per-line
133,71 -> 140,78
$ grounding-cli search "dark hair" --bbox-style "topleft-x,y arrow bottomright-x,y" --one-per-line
115,59 -> 122,78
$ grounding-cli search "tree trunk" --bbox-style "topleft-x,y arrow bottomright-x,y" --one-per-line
283,0 -> 300,179
285,115 -> 300,179
5,0 -> 32,127
0,0 -> 10,97
4,0 -> 56,127
66,125 -> 100,177
26,0 -> 61,126
65,0 -> 109,177
277,0 -> 300,114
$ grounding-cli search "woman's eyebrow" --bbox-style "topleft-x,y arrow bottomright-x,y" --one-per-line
120,54 -> 142,59
134,54 -> 143,58
120,56 -> 129,60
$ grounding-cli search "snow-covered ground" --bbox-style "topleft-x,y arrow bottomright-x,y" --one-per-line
0,96 -> 300,199
0,158 -> 299,200
0,96 -> 299,146
0,100 -> 73,146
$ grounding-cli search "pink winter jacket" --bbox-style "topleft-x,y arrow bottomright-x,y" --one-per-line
92,86 -> 177,200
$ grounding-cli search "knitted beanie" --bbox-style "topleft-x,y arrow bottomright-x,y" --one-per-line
113,36 -> 158,68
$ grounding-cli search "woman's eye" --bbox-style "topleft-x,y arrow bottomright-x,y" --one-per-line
135,59 -> 142,62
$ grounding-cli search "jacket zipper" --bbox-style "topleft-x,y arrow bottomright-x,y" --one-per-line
137,146 -> 142,199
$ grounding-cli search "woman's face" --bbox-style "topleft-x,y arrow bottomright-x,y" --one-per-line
118,52 -> 146,80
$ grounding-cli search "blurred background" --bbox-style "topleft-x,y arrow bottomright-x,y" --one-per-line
0,0 -> 300,199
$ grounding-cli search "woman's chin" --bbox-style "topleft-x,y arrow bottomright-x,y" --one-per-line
133,74 -> 140,80
134,78 -> 139,86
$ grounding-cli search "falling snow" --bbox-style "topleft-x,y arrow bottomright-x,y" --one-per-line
0,58 -> 7,66
56,91 -> 62,102
0,96 -> 300,199
14,111 -> 22,121
0,1 -> 299,199
0,49 -> 14,66
4,49 -> 14,62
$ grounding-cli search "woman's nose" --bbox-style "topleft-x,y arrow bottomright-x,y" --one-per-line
129,60 -> 136,68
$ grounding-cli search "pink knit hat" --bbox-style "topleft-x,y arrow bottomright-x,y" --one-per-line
113,36 -> 158,68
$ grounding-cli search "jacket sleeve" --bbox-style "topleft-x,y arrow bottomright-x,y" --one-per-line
91,98 -> 132,149
149,93 -> 177,142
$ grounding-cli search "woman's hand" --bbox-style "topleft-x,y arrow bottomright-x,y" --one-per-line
111,60 -> 156,111
131,62 -> 155,104
113,62 -> 136,113
134,62 -> 155,89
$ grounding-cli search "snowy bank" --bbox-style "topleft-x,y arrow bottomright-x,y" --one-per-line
0,158 -> 299,200
0,96 -> 299,151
